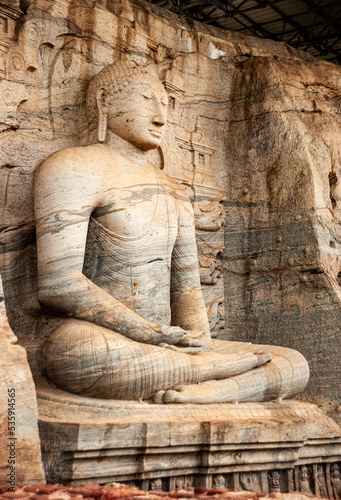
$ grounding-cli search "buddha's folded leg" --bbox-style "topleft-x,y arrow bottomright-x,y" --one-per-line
43,318 -> 202,399
42,320 -> 272,400
161,340 -> 310,404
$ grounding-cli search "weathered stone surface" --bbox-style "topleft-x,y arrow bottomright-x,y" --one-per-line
37,383 -> 341,491
1,0 -> 341,488
0,276 -> 44,484
222,56 -> 341,411
0,0 -> 340,405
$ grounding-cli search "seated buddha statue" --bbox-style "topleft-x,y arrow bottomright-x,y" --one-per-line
34,59 -> 309,404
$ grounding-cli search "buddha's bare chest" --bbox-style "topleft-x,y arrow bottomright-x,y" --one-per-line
94,179 -> 178,241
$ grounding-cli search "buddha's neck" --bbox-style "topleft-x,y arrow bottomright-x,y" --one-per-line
105,130 -> 148,167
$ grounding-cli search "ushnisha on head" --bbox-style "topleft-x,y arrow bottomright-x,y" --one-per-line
86,59 -> 168,150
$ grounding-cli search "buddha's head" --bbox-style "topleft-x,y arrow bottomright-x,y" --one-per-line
86,60 -> 168,150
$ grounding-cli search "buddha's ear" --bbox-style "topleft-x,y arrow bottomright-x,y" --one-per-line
96,88 -> 107,112
96,88 -> 107,143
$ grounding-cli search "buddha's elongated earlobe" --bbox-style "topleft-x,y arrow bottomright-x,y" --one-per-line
98,110 -> 107,143
96,88 -> 107,143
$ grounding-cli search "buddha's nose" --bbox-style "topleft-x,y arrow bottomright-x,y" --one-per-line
152,114 -> 166,126
152,101 -> 166,126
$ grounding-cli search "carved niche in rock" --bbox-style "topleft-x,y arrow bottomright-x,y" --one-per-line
298,466 -> 313,495
268,471 -> 281,493
331,464 -> 341,499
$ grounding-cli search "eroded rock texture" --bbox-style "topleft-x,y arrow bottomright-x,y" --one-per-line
0,276 -> 44,483
0,0 -> 341,481
224,57 -> 341,408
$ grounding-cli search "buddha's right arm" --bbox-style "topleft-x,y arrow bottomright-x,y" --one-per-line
34,150 -> 184,346
36,266 -> 179,344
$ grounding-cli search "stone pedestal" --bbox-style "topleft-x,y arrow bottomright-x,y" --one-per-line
37,379 -> 341,496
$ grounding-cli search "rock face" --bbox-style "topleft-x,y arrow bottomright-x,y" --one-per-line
224,56 -> 341,408
0,0 -> 341,487
0,276 -> 45,484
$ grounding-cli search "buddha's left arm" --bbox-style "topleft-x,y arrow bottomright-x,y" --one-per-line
170,198 -> 211,351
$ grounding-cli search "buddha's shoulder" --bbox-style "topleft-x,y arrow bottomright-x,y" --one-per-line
37,144 -> 119,176
155,167 -> 190,202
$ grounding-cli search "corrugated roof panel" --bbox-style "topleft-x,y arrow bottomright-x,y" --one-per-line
147,0 -> 341,63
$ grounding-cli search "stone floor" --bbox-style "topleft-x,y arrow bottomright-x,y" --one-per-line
0,483 -> 330,500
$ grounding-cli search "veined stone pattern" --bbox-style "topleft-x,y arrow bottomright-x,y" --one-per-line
0,0 -> 340,405
0,0 -> 341,487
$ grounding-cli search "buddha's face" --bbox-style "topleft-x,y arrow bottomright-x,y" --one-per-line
104,79 -> 168,150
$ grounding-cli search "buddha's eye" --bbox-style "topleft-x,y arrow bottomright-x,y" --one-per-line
161,99 -> 168,107
142,92 -> 153,100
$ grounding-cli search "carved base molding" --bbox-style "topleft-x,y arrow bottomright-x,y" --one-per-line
37,380 -> 341,496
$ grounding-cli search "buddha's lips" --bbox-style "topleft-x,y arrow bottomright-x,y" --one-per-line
149,129 -> 162,138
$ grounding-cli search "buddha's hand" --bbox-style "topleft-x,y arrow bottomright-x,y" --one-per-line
178,329 -> 211,353
151,324 -> 211,355
149,323 -> 188,346
174,329 -> 211,354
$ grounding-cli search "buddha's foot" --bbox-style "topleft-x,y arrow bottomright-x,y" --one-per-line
254,350 -> 272,365
154,351 -> 272,404
153,390 -> 166,404
154,379 -> 238,404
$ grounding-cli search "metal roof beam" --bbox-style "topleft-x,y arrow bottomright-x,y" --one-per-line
300,6 -> 341,52
295,33 -> 340,43
225,14 -> 277,39
281,22 -> 340,39
221,0 -> 286,16
266,1 -> 341,60
206,0 -> 284,41
295,34 -> 341,46
148,0 -> 341,62
300,0 -> 341,38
